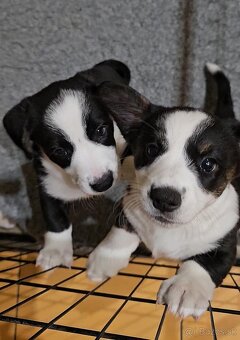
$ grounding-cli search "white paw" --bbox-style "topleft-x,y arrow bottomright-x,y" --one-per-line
87,246 -> 130,282
157,272 -> 214,319
36,246 -> 73,270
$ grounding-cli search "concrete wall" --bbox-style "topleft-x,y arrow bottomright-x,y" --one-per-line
0,0 -> 239,240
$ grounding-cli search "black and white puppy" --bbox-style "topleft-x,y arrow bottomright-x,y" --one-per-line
3,59 -> 130,270
88,64 -> 240,319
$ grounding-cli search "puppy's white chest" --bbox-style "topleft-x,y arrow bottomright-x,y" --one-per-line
124,186 -> 239,260
123,210 -> 196,259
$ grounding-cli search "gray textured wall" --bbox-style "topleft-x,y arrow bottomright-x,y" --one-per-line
0,0 -> 240,235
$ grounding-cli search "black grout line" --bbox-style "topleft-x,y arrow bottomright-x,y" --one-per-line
154,305 -> 168,340
180,319 -> 183,340
229,273 -> 240,292
209,302 -> 217,340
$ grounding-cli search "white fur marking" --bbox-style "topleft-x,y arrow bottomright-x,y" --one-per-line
206,62 -> 221,75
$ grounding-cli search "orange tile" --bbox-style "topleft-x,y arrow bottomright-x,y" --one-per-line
132,278 -> 162,300
222,274 -> 235,286
22,265 -> 79,285
181,312 -> 212,340
0,285 -> 18,314
132,256 -> 156,264
0,260 -> 22,271
20,252 -> 38,262
230,266 -> 240,274
9,290 -> 83,322
120,263 -> 151,275
156,258 -> 179,267
158,311 -> 181,340
107,301 -> 165,339
0,281 -> 8,288
211,287 -> 240,311
72,257 -> 87,268
213,312 -> 240,340
1,285 -> 44,320
18,285 -> 44,303
0,321 -> 15,340
15,325 -> 40,339
0,251 -> 21,258
59,272 -> 98,291
56,296 -> 123,331
0,267 -> 19,280
97,275 -> 141,296
147,265 -> 177,278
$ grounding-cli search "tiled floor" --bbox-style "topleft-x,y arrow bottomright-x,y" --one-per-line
0,237 -> 239,339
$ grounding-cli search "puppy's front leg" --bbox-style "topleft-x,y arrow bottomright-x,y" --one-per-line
87,226 -> 140,282
36,190 -> 73,270
157,260 -> 215,319
157,231 -> 236,319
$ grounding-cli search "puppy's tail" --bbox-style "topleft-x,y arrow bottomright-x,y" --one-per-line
94,59 -> 131,85
205,62 -> 235,119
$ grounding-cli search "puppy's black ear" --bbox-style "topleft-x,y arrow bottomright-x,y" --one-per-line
3,98 -> 35,158
96,82 -> 151,142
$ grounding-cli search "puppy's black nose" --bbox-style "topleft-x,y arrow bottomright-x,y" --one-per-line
150,186 -> 181,213
90,171 -> 114,192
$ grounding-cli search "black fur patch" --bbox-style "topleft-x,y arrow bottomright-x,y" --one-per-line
85,98 -> 115,147
186,118 -> 240,195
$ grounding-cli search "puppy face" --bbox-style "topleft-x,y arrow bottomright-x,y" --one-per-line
97,83 -> 240,225
4,84 -> 119,197
38,90 -> 117,195
132,109 -> 240,224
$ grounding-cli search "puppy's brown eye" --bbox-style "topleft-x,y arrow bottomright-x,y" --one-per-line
51,147 -> 68,158
146,143 -> 159,158
201,158 -> 217,173
96,125 -> 108,137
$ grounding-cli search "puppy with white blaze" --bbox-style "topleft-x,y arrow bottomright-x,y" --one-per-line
88,64 -> 240,319
3,59 -> 130,270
